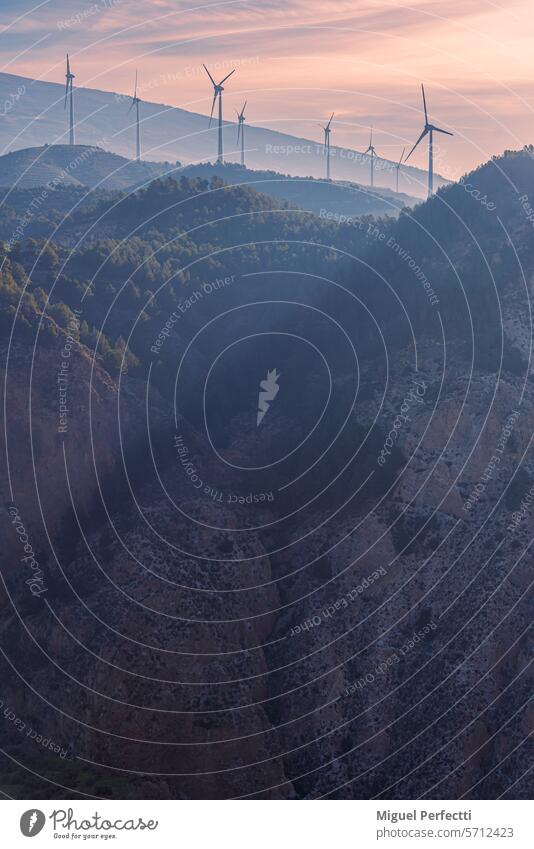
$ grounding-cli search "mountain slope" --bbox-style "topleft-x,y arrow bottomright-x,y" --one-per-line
0,149 -> 531,800
0,71 -> 445,198
0,144 -> 177,191
181,162 -> 418,217
0,145 -> 419,220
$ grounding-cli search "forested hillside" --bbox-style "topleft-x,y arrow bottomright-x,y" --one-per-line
0,149 -> 532,799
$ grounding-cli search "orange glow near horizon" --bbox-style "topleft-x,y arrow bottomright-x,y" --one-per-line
2,0 -> 534,179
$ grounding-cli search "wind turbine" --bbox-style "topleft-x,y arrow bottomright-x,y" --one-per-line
320,112 -> 334,180
405,84 -> 453,198
129,70 -> 141,163
236,101 -> 247,167
203,64 -> 235,164
64,54 -> 75,146
364,127 -> 377,187
395,147 -> 405,193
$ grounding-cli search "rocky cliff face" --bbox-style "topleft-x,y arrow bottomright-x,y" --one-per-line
1,334 -> 159,567
1,327 -> 531,799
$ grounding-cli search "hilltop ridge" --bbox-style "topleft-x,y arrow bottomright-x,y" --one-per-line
0,71 -> 447,198
0,143 -> 177,191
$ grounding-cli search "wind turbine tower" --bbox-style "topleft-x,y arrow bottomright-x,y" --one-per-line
204,64 -> 236,164
129,70 -> 142,163
64,54 -> 75,146
364,127 -> 377,187
321,113 -> 334,180
236,101 -> 247,167
395,147 -> 405,193
405,85 -> 453,197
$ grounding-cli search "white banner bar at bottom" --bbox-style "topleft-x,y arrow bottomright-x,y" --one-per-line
2,799 -> 532,848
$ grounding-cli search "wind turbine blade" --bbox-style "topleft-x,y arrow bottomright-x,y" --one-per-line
128,98 -> 134,113
398,146 -> 405,166
327,112 -> 334,129
203,64 -> 216,87
237,121 -> 241,143
433,126 -> 453,136
209,92 -> 217,126
219,69 -> 235,85
64,82 -> 69,109
405,127 -> 428,161
242,100 -> 247,113
66,54 -> 70,75
134,69 -> 138,99
421,83 -> 428,124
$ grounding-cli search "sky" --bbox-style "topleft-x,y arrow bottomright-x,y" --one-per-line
1,0 -> 534,179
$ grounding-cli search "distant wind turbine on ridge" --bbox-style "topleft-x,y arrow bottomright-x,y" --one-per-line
405,84 -> 453,198
236,101 -> 247,167
395,147 -> 405,193
203,64 -> 236,164
320,112 -> 334,180
64,54 -> 75,146
364,127 -> 377,187
129,70 -> 142,163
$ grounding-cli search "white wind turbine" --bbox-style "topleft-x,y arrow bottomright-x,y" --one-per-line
405,84 -> 453,197
204,64 -> 236,164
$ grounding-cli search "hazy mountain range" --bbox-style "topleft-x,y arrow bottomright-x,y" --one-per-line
0,71 -> 446,198
0,144 -> 419,220
0,143 -> 176,191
